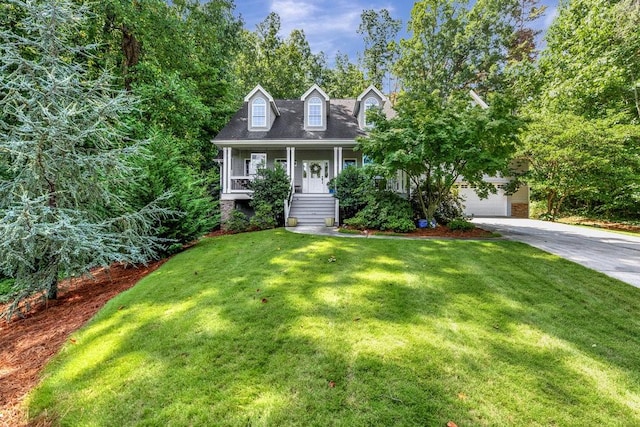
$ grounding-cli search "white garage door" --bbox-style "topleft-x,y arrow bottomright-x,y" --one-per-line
458,185 -> 508,217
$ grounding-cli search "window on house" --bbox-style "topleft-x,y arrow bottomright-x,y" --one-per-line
343,159 -> 357,168
308,96 -> 322,127
249,153 -> 266,175
275,158 -> 288,171
252,97 -> 267,127
364,97 -> 380,128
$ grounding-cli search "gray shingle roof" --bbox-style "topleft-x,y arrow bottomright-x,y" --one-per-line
214,99 -> 366,141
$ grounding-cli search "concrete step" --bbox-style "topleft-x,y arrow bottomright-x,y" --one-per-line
289,195 -> 336,226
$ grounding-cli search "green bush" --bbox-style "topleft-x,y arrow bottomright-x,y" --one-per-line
332,166 -> 371,220
249,203 -> 277,230
132,132 -> 218,247
225,210 -> 250,233
247,166 -> 291,226
448,218 -> 475,231
344,191 -> 415,233
410,185 -> 464,225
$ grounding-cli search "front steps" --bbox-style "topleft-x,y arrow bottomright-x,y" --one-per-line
289,194 -> 336,226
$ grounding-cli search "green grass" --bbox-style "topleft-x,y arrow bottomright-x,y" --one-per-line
0,277 -> 14,302
28,230 -> 640,426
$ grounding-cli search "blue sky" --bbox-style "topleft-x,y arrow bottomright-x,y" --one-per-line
234,0 -> 559,62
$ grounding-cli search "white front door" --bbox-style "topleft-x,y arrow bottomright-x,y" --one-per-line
302,160 -> 330,193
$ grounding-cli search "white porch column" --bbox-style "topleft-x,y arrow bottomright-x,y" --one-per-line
286,147 -> 291,177
224,147 -> 232,194
333,147 -> 339,178
222,147 -> 229,194
338,147 -> 343,175
290,147 -> 296,192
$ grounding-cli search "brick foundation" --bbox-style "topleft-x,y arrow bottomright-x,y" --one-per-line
220,200 -> 236,229
511,203 -> 529,218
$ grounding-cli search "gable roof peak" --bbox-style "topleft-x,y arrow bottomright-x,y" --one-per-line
357,85 -> 388,102
301,84 -> 330,101
244,84 -> 280,116
244,84 -> 274,102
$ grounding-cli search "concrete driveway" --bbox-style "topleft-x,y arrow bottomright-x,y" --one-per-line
472,218 -> 640,288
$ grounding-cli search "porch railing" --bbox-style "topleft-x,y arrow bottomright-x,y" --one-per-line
229,176 -> 254,192
284,181 -> 294,224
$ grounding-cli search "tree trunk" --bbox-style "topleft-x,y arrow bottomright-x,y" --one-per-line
121,24 -> 141,91
47,278 -> 58,300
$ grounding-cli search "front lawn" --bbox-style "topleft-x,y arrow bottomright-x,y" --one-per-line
28,230 -> 640,426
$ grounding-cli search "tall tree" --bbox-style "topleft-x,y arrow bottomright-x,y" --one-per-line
358,9 -> 401,89
234,12 -> 328,98
523,0 -> 640,218
357,0 -> 524,222
324,53 -> 368,98
84,0 -> 243,243
0,0 -> 166,314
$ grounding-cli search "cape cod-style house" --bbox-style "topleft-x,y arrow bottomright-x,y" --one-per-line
213,84 -> 529,226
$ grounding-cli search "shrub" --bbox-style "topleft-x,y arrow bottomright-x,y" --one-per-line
448,218 -> 475,231
249,203 -> 277,230
344,191 -> 415,233
411,185 -> 464,225
133,132 -> 218,246
248,166 -> 291,226
225,210 -> 249,233
332,166 -> 370,220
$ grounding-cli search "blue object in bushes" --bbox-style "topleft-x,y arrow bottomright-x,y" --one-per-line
417,219 -> 437,228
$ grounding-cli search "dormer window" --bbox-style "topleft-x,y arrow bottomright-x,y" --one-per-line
308,97 -> 323,127
252,97 -> 267,128
364,97 -> 380,128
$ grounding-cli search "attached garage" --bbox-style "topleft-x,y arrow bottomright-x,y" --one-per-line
456,183 -> 509,217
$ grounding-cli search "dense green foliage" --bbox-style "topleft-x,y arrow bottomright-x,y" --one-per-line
447,218 -> 475,231
410,184 -> 465,225
358,9 -> 401,89
522,0 -> 640,219
247,166 -> 291,227
235,13 -> 326,99
357,0 -> 525,223
28,231 -> 640,425
224,209 -> 250,233
344,190 -> 416,232
0,0 -> 167,312
331,166 -> 371,220
332,166 -> 416,232
88,0 -> 242,241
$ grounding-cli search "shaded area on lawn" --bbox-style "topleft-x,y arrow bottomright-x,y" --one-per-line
0,261 -> 166,427
22,230 -> 640,425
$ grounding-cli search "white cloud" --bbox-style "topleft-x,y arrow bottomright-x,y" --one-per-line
544,6 -> 558,29
269,0 -> 396,60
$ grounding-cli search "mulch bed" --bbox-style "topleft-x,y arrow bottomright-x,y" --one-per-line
0,260 -> 166,427
0,225 -> 489,426
558,217 -> 640,234
343,225 -> 495,239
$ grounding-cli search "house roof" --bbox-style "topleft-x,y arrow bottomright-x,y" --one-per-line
300,84 -> 330,101
243,84 -> 280,116
214,99 -> 368,142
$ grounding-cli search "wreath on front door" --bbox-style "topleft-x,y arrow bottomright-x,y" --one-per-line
310,163 -> 322,178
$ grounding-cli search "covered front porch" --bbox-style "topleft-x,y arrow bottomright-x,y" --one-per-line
219,145 -> 362,199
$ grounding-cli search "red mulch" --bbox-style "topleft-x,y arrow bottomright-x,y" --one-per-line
558,217 -> 640,234
399,225 -> 493,238
0,260 -> 166,427
347,225 -> 495,239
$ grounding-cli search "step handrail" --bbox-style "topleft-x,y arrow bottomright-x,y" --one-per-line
284,182 -> 294,222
